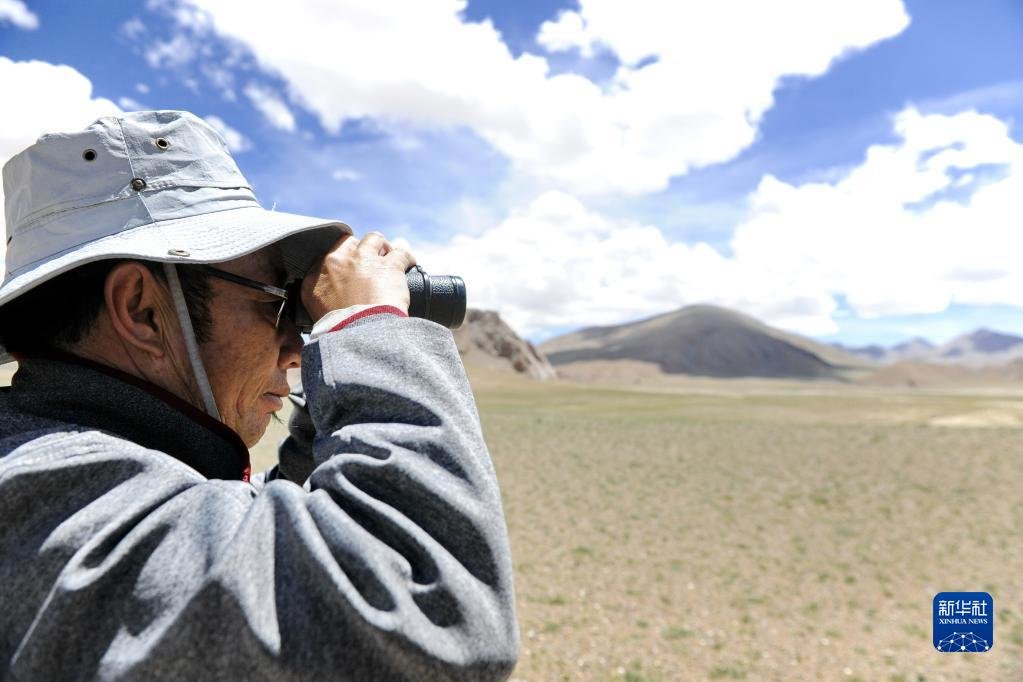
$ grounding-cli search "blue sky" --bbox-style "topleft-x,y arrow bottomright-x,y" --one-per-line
2,0 -> 1023,345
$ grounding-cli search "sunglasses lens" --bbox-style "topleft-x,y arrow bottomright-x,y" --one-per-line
281,281 -> 306,331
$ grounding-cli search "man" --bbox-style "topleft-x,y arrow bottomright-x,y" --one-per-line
0,111 -> 518,680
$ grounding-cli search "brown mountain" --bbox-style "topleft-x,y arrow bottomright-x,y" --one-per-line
539,304 -> 858,379
453,309 -> 556,380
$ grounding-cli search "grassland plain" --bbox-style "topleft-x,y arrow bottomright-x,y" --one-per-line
459,371 -> 1023,681
252,368 -> 1022,681
4,362 -> 1020,680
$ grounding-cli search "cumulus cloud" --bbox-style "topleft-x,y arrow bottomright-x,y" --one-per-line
243,82 -> 296,132
0,0 -> 38,30
416,190 -> 837,337
731,107 -> 1023,320
202,114 -> 251,152
418,107 -> 1023,338
0,59 -> 121,274
175,0 -> 909,196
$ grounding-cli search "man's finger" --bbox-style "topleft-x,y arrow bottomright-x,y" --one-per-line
385,246 -> 416,273
357,231 -> 390,256
325,234 -> 360,263
307,234 -> 358,277
332,233 -> 359,256
321,233 -> 358,263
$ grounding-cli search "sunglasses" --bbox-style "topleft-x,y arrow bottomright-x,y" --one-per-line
199,265 -> 309,332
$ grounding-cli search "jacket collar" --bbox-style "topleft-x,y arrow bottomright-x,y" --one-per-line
7,352 -> 251,481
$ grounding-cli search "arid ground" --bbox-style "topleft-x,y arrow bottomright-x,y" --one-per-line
4,363 -> 1018,680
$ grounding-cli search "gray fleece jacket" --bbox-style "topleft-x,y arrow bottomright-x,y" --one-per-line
0,315 -> 519,681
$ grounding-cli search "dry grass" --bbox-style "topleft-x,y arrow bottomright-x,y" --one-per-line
466,370 -> 1023,681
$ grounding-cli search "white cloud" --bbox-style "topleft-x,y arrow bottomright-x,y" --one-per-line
536,10 -> 593,57
202,63 -> 236,100
122,13 -> 236,102
120,16 -> 146,40
202,114 -> 251,153
417,190 -> 837,337
730,107 -> 1023,320
178,0 -> 908,196
418,107 -> 1023,338
330,168 -> 362,182
135,82 -> 150,94
144,33 -> 198,69
0,0 -> 38,29
0,58 -> 121,276
117,96 -> 147,110
916,79 -> 1023,116
243,82 -> 296,132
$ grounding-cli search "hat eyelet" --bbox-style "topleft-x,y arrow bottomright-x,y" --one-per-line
130,177 -> 147,191
167,249 -> 190,257
155,137 -> 170,150
82,149 -> 97,162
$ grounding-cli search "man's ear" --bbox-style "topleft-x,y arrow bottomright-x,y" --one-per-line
104,262 -> 172,359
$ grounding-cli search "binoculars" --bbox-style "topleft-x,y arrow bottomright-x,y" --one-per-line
288,265 -> 466,332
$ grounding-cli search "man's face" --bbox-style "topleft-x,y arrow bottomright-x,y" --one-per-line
199,246 -> 303,447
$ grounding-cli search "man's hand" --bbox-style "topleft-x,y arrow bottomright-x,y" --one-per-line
301,231 -> 416,322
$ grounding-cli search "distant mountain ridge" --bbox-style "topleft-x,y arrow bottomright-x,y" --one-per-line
836,328 -> 1023,367
939,329 -> 1023,358
891,337 -> 936,359
536,304 -> 1023,381
539,305 -> 864,379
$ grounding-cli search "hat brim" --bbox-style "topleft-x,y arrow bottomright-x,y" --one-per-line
0,205 -> 350,365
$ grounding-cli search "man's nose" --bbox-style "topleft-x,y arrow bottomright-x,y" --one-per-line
278,322 -> 303,370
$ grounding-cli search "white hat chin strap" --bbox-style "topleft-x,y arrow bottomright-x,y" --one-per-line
163,263 -> 221,421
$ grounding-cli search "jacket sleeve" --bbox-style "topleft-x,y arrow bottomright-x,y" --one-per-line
2,316 -> 519,681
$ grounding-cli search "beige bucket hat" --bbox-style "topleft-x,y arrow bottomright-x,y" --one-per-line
0,110 -> 350,416
1,110 -> 348,307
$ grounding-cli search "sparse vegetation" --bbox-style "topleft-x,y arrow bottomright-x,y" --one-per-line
249,367 -> 1023,680
661,625 -> 693,640
709,664 -> 747,679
